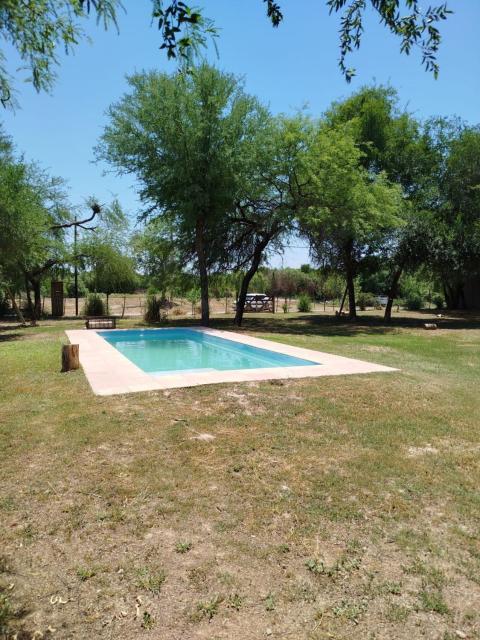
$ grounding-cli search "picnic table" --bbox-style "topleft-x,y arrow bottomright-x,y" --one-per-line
85,316 -> 117,330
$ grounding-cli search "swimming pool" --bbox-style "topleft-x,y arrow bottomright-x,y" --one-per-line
100,328 -> 317,374
66,326 -> 396,395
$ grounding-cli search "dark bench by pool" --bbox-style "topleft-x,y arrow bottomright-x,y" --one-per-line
85,316 -> 117,330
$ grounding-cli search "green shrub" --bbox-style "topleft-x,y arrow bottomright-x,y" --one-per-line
146,285 -> 159,296
405,292 -> 424,311
144,295 -> 167,324
83,293 -> 105,316
400,274 -> 428,311
297,294 -> 312,312
356,291 -> 376,311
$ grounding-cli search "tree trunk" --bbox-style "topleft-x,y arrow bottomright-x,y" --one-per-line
25,275 -> 41,324
338,285 -> 348,315
25,276 -> 34,320
459,284 -> 467,310
6,286 -> 26,325
61,344 -> 80,372
344,242 -> 357,320
346,268 -> 356,319
384,264 -> 404,323
234,238 -> 270,327
443,280 -> 466,310
195,217 -> 210,326
32,278 -> 42,321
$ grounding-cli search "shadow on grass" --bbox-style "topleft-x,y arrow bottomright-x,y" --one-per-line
173,311 -> 480,338
3,310 -> 480,339
0,325 -> 24,342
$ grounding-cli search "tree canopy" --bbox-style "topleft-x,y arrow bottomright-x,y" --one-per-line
97,64 -> 269,324
299,122 -> 403,318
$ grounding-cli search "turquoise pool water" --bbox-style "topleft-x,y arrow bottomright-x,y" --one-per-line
100,328 -> 317,374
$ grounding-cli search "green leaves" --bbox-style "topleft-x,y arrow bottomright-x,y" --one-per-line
152,0 -> 217,63
0,0 -> 121,105
264,0 -> 283,27
299,120 -> 403,288
328,0 -> 452,82
0,153 -> 69,289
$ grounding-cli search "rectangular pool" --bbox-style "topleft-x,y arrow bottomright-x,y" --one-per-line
100,328 -> 318,374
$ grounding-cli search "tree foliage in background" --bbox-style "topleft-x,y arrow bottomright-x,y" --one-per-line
0,0 -> 452,106
420,118 -> 480,308
131,219 -> 185,300
2,67 -> 480,325
83,243 -> 137,311
81,201 -> 138,312
0,128 -> 71,321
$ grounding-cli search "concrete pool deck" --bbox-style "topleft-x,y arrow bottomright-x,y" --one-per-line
65,327 -> 397,396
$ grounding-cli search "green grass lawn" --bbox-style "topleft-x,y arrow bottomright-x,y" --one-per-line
1,312 -> 479,639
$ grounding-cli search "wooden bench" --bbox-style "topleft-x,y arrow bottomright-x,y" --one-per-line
85,316 -> 117,330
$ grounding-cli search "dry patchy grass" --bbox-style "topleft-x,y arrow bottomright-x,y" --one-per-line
0,311 -> 479,639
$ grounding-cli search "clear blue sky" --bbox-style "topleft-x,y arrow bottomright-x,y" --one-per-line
2,0 -> 479,267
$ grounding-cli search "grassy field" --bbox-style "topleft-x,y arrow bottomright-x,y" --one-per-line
1,311 -> 479,639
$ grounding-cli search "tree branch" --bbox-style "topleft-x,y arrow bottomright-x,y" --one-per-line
51,203 -> 101,230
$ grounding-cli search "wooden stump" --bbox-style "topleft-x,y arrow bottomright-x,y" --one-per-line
61,344 -> 79,372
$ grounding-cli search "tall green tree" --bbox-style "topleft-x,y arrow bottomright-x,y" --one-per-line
378,113 -> 439,320
421,119 -> 480,308
230,115 -> 307,326
325,86 -> 440,321
300,124 -> 403,318
97,64 -> 268,325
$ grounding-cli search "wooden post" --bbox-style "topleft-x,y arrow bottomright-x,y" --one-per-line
61,344 -> 80,372
51,281 -> 65,317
